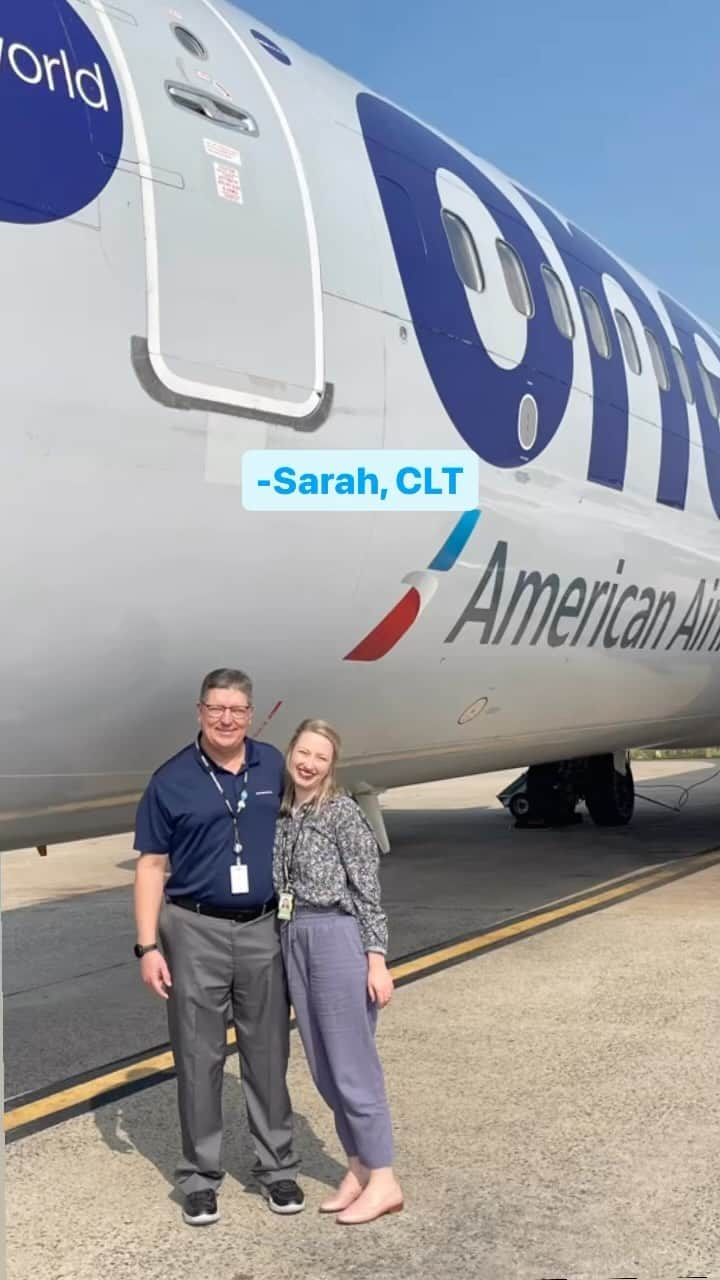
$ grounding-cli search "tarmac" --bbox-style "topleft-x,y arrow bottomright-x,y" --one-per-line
5,762 -> 720,1279
3,759 -> 712,912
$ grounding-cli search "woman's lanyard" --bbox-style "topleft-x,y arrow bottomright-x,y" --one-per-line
197,739 -> 248,860
281,806 -> 309,892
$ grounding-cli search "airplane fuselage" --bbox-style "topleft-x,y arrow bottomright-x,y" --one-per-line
2,0 -> 720,849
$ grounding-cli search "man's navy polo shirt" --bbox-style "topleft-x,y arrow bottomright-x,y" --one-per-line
134,737 -> 284,909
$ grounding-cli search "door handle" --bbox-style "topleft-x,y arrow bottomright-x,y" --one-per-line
165,81 -> 258,134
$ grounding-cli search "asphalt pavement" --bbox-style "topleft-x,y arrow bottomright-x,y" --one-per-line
4,761 -> 719,1102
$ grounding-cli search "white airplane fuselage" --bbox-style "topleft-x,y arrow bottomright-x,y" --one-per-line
2,0 -> 720,849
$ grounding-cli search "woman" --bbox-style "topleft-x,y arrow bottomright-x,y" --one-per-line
274,718 -> 404,1225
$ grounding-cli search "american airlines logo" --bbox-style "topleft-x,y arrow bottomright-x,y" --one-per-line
0,36 -> 110,111
346,526 -> 720,662
351,92 -> 720,662
446,540 -> 720,655
345,509 -> 480,661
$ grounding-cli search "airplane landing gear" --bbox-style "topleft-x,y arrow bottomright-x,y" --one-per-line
584,755 -> 635,826
517,762 -> 581,827
500,753 -> 635,828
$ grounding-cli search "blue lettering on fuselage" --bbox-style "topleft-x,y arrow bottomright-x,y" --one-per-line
357,92 -> 572,471
522,192 -> 689,508
0,1 -> 123,224
356,91 -> 720,518
660,292 -> 720,517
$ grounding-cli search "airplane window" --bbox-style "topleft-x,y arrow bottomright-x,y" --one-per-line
670,348 -> 694,403
698,362 -> 719,419
541,265 -> 574,339
518,393 -> 539,450
442,211 -> 484,293
614,310 -> 642,375
496,240 -> 534,317
579,288 -> 611,359
172,25 -> 208,59
644,328 -> 670,391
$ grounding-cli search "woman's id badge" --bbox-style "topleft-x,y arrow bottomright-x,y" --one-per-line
277,891 -> 294,921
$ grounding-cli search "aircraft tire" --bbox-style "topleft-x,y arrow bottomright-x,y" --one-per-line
509,793 -> 530,820
525,763 -> 578,825
585,756 -> 635,826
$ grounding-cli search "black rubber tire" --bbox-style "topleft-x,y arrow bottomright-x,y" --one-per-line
525,763 -> 578,825
584,757 -> 635,826
509,793 -> 530,819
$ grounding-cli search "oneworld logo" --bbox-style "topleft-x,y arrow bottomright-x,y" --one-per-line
0,1 -> 123,225
0,36 -> 110,110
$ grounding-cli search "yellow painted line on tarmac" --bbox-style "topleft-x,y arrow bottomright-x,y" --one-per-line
4,1027 -> 236,1135
6,849 -> 720,1136
5,1048 -> 174,1134
391,849 -> 720,981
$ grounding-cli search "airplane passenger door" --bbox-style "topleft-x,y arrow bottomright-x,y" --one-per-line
93,0 -> 327,426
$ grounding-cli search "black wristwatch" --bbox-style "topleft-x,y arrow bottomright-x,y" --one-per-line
134,942 -> 159,959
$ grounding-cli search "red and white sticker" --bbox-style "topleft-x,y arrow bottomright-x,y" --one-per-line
204,137 -> 242,166
214,162 -> 243,205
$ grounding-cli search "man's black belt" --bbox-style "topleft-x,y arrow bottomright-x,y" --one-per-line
169,896 -> 276,923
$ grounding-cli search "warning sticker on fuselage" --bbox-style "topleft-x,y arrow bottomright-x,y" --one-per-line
204,138 -> 242,166
214,162 -> 243,204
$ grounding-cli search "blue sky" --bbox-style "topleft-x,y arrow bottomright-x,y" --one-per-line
243,0 -> 719,328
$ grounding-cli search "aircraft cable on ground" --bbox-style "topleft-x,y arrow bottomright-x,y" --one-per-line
635,767 -> 720,813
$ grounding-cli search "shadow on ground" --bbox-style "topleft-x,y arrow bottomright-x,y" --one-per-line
92,1071 -> 345,1200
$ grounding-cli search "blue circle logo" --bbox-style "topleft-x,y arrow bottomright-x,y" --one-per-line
250,29 -> 292,66
0,0 -> 123,224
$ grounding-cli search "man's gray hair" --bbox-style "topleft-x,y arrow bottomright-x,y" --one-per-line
199,668 -> 253,704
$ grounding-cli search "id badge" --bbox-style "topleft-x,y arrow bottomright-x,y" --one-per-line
230,862 -> 250,895
277,891 -> 294,921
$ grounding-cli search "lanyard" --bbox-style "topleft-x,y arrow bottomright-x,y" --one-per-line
281,805 -> 309,891
197,739 -> 249,860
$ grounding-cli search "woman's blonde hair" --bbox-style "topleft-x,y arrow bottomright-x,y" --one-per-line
281,719 -> 344,814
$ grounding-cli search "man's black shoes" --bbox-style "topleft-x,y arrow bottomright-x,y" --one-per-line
263,1180 -> 305,1215
182,1180 -> 304,1224
183,1189 -> 220,1226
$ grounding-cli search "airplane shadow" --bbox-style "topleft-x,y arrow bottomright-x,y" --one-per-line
92,1070 -> 345,1202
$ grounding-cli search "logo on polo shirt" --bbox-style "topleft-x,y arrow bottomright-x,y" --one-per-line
0,0 -> 123,224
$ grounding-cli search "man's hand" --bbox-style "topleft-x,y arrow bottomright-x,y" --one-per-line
140,950 -> 172,999
367,953 -> 394,1008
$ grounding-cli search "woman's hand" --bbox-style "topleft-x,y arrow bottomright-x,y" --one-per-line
367,953 -> 394,1008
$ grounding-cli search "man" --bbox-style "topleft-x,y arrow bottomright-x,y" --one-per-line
133,668 -> 303,1226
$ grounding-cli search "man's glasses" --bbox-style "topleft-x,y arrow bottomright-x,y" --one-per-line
201,702 -> 252,722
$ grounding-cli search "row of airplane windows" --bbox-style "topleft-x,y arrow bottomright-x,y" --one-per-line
441,210 -> 720,421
